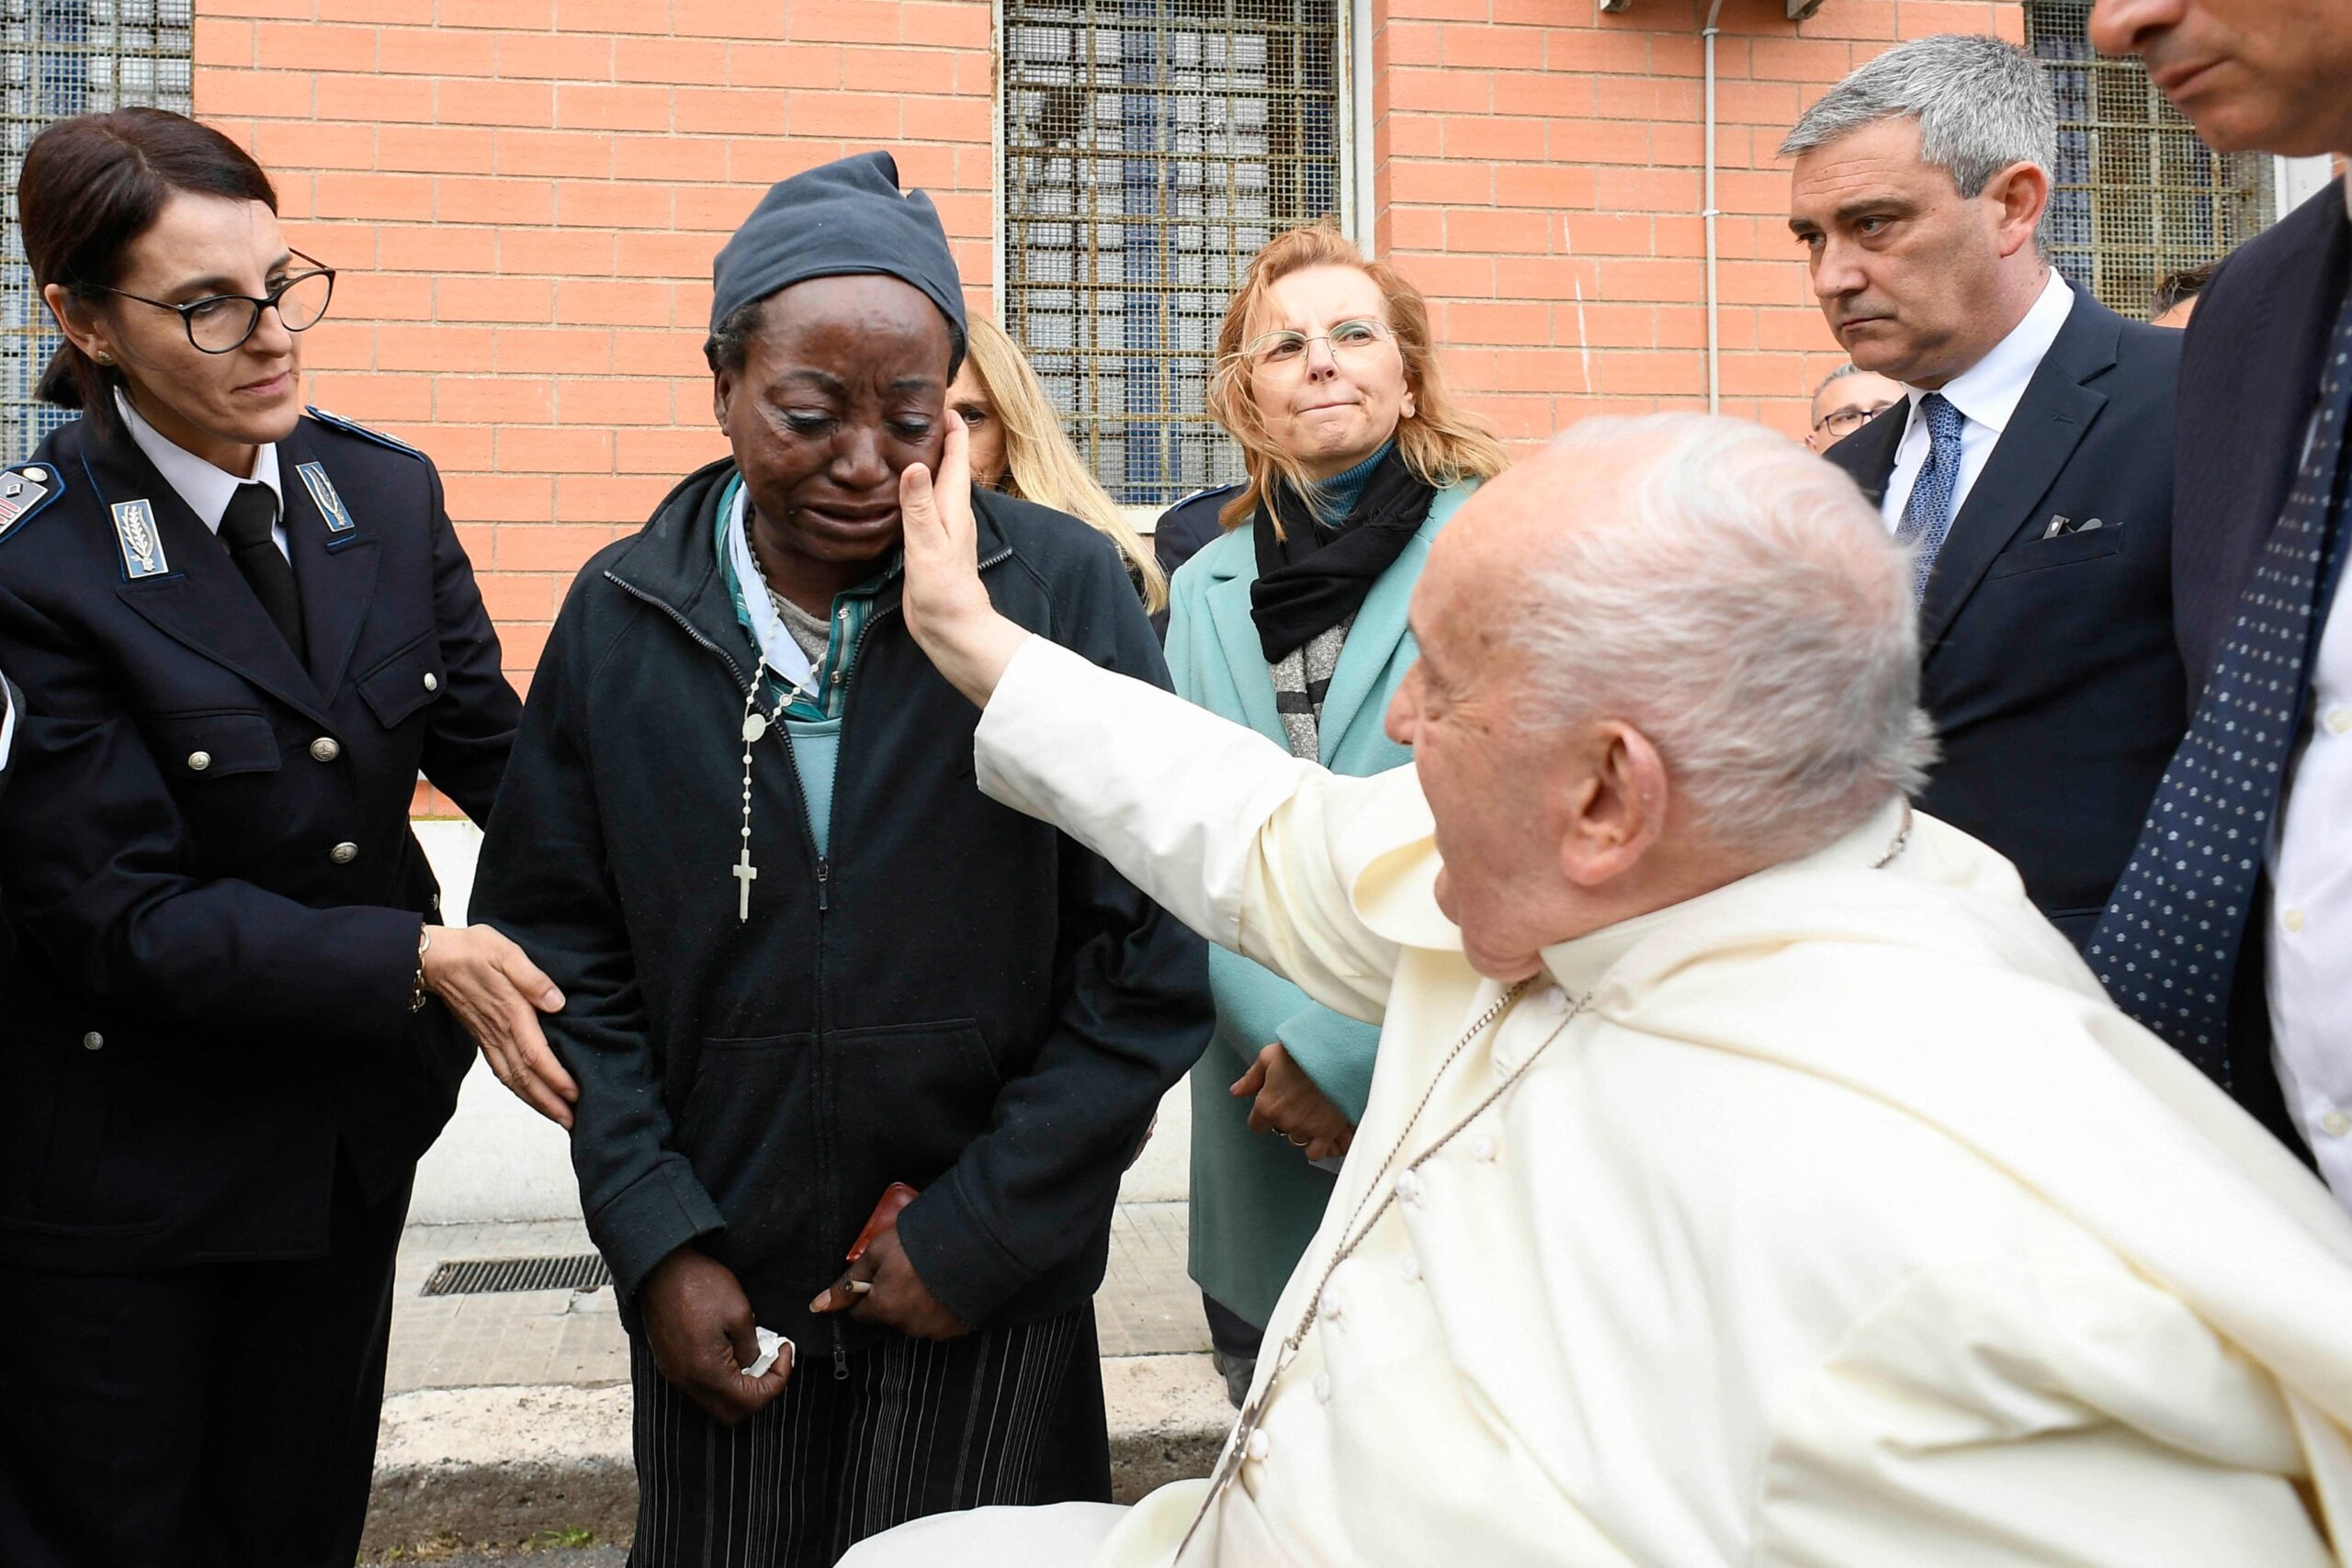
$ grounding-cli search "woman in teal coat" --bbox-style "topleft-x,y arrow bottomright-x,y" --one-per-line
1160,220 -> 1510,1403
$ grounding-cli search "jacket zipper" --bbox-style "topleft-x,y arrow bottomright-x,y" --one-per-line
606,569 -> 846,1373
813,549 -> 1008,1378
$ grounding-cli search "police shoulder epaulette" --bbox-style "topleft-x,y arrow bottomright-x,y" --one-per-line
1166,481 -> 1240,513
305,406 -> 424,460
0,459 -> 66,545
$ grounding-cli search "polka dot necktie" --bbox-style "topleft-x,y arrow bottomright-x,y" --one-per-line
1895,391 -> 1966,602
2086,289 -> 2352,1086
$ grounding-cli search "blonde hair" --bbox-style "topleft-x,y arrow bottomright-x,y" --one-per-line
1207,220 -> 1510,535
961,314 -> 1168,615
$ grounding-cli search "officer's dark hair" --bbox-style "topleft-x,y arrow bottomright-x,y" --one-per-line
17,108 -> 278,428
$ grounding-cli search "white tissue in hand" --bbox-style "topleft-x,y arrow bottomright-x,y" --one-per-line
742,1326 -> 790,1378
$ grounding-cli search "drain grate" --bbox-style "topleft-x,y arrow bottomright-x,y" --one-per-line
421,1254 -> 611,1297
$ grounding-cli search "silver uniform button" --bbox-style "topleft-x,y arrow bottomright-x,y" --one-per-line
187,750 -> 211,772
81,1031 -> 103,1051
330,841 -> 359,864
310,737 -> 342,763
23,467 -> 45,484
422,671 -> 439,693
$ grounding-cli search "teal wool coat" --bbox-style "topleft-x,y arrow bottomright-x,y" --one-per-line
1167,479 -> 1476,1329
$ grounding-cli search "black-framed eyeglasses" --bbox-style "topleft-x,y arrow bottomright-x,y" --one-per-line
1813,400 -> 1897,437
99,249 -> 336,355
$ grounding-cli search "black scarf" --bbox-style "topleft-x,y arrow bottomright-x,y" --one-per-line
1249,445 -> 1436,663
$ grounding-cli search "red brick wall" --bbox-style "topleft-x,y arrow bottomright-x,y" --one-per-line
194,0 -> 2023,749
1372,0 -> 2025,445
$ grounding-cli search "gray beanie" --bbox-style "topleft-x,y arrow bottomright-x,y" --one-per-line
707,150 -> 967,374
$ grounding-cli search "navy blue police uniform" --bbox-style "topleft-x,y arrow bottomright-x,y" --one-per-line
0,406 -> 519,1567
1150,482 -> 1239,638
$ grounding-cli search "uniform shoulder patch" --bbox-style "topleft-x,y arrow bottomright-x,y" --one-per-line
0,460 -> 65,545
305,406 -> 424,460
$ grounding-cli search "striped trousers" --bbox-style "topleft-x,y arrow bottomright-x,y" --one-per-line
627,1308 -> 1110,1568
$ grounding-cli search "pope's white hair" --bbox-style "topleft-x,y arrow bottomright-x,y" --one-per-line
1510,414 -> 1936,862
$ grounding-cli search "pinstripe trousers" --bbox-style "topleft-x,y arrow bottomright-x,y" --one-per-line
627,1307 -> 1111,1568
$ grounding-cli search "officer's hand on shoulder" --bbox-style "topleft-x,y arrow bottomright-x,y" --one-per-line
421,924 -> 575,1128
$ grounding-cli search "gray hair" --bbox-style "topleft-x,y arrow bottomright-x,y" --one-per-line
1814,361 -> 1873,399
1513,415 -> 1936,862
1781,34 -> 2056,245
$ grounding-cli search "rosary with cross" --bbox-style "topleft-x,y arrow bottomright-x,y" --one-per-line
733,672 -> 809,921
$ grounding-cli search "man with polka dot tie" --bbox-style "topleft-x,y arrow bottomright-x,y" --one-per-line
2089,0 -> 2352,1184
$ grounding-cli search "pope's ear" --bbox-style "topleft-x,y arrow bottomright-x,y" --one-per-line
1556,722 -> 1670,888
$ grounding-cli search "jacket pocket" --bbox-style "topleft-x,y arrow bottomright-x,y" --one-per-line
673,1032 -> 822,1264
824,1019 -> 1001,1215
147,709 -> 280,779
356,628 -> 449,729
1983,527 -> 2122,581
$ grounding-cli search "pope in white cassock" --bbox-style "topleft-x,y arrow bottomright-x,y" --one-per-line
842,412 -> 2352,1567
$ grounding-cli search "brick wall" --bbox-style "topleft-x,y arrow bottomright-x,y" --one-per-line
193,0 -> 2022,741
1372,0 -> 2024,445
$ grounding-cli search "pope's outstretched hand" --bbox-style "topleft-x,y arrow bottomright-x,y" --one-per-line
899,410 -> 1032,708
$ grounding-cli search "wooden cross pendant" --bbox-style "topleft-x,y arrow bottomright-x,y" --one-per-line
732,844 -> 759,921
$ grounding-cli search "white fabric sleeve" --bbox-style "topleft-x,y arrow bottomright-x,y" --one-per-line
974,635 -> 1399,1022
0,672 -> 14,773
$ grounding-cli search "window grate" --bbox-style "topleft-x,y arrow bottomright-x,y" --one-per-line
1,0 -> 193,464
2028,1 -> 2271,320
420,1254 -> 614,1297
1001,0 -> 1342,507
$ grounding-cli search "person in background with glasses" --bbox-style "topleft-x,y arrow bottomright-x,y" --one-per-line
0,108 -> 547,1568
1805,362 -> 1905,453
1166,219 -> 1507,1408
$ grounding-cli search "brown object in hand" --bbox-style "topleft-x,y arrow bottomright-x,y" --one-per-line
846,1182 -> 920,1262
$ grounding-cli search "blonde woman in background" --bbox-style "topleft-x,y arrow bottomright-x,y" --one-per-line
1165,218 -> 1508,1405
949,314 -> 1168,615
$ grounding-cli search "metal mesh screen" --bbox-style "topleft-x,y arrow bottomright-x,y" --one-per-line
1,0 -> 191,464
1002,0 -> 1342,507
2030,1 -> 2270,320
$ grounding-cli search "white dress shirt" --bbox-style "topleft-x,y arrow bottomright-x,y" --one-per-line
2266,176 -> 2352,1208
1880,269 -> 2076,532
0,671 -> 12,771
115,389 -> 288,560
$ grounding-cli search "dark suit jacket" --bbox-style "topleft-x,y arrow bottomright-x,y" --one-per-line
2167,177 -> 2351,1146
1826,289 -> 2187,947
0,409 -> 520,1272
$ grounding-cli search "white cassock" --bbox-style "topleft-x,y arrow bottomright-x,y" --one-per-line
842,637 -> 2352,1568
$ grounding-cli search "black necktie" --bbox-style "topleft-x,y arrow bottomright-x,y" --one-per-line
220,481 -> 304,653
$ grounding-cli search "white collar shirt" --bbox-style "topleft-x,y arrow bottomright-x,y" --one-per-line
1878,269 -> 2076,533
2265,174 -> 2352,1210
115,388 -> 288,561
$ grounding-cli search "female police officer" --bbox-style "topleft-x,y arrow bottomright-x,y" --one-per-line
0,109 -> 561,1566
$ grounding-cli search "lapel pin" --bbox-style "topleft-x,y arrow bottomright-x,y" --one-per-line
112,498 -> 168,579
297,461 -> 356,534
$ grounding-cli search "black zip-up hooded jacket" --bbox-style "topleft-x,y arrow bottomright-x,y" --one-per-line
472,461 -> 1212,1362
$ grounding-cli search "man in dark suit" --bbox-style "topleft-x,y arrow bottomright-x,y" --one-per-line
1784,34 -> 2186,949
2084,0 -> 2352,1178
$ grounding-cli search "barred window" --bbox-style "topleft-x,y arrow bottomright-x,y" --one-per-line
2028,0 -> 2271,319
1001,0 -> 1344,508
2,0 -> 192,462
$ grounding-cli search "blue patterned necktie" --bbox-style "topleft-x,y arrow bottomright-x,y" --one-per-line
1895,391 -> 1966,601
2087,288 -> 2352,1085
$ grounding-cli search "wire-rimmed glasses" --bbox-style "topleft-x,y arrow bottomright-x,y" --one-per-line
99,249 -> 336,355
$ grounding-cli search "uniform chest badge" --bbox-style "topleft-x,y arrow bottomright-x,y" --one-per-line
296,461 -> 356,534
0,467 -> 51,536
112,498 -> 169,579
